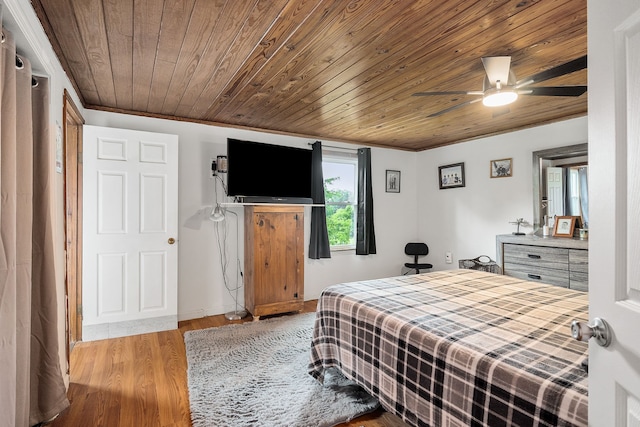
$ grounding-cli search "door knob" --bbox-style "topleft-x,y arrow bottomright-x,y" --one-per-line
571,318 -> 612,347
168,237 -> 176,245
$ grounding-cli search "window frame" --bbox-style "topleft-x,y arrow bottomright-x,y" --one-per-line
322,150 -> 358,251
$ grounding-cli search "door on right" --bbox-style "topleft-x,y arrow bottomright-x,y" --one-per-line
588,0 -> 640,424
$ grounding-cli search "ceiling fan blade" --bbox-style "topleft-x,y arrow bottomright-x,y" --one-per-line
515,55 -> 587,88
481,56 -> 511,86
427,98 -> 482,118
412,90 -> 482,96
520,86 -> 587,96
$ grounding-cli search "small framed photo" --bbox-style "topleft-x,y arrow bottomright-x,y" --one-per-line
385,170 -> 401,193
553,216 -> 576,237
490,158 -> 513,178
438,162 -> 465,189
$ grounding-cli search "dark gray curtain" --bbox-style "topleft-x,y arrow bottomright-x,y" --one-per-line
356,148 -> 376,255
308,141 -> 331,259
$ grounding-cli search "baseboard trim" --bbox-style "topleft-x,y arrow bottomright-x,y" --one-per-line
83,315 -> 177,341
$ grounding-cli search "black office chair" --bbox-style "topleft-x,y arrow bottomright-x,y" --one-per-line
404,242 -> 432,274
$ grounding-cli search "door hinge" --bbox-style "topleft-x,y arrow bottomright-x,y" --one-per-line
77,304 -> 83,316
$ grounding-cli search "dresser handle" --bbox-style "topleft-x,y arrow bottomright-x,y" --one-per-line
528,274 -> 542,280
527,254 -> 541,259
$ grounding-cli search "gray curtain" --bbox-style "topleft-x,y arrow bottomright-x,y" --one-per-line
308,141 -> 331,259
356,148 -> 376,255
0,29 -> 69,427
564,168 -> 579,217
578,166 -> 589,228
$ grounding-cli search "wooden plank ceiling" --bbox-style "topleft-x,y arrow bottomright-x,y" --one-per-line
32,0 -> 587,151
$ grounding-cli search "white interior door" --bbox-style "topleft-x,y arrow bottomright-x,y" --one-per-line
546,166 -> 564,224
589,0 -> 640,424
82,125 -> 179,340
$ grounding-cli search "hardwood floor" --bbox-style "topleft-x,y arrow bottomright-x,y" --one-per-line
50,300 -> 407,427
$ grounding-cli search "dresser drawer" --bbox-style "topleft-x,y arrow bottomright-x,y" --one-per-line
503,243 -> 569,269
569,272 -> 588,291
569,249 -> 588,273
569,249 -> 588,291
503,262 -> 570,288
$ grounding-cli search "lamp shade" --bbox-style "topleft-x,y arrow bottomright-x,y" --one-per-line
209,205 -> 225,222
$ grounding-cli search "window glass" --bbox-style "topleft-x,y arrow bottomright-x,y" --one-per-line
322,151 -> 357,250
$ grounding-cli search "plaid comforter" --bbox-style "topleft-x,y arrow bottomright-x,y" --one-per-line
308,269 -> 588,427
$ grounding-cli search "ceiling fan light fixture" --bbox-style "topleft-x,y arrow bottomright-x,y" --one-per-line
482,90 -> 518,107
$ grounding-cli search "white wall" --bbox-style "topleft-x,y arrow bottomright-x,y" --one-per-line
54,97 -> 588,386
416,116 -> 588,270
84,110 -> 587,320
84,110 -> 419,320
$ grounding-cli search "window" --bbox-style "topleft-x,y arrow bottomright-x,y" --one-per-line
322,151 -> 358,250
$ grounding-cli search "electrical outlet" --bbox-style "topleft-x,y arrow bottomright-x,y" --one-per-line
445,252 -> 453,264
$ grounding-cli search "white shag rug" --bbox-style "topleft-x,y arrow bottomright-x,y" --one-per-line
184,312 -> 379,427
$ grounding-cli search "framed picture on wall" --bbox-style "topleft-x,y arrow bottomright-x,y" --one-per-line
438,162 -> 465,189
490,158 -> 512,178
553,216 -> 576,237
385,170 -> 401,193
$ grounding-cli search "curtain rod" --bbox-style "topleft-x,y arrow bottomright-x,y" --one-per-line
308,142 -> 358,152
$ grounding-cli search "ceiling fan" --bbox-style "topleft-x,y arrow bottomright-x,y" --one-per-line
413,55 -> 587,117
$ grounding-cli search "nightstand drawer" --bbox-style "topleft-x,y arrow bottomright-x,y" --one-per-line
503,243 -> 569,269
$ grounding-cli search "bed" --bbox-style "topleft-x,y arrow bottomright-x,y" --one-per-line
308,269 -> 588,427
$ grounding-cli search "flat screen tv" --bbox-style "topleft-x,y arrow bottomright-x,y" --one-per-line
226,138 -> 313,203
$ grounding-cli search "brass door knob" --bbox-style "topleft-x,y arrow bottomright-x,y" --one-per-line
168,237 -> 176,245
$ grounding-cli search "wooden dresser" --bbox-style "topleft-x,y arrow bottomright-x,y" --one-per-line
244,205 -> 305,319
496,234 -> 589,291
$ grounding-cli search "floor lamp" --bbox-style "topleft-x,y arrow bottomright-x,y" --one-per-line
209,200 -> 247,321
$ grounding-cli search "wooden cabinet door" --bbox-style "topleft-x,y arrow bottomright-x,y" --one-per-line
253,209 -> 303,305
245,205 -> 304,317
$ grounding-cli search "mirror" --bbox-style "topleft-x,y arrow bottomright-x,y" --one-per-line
532,143 -> 588,234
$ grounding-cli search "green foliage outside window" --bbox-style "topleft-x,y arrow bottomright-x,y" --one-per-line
324,177 -> 355,246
